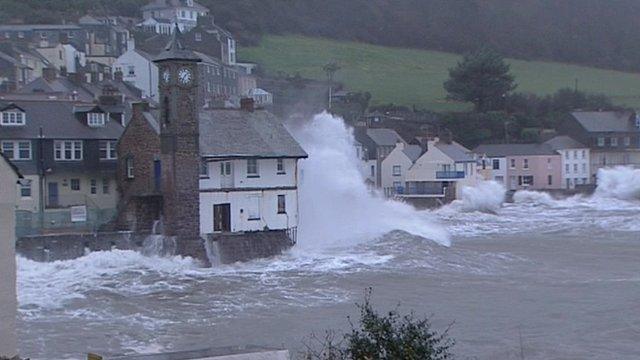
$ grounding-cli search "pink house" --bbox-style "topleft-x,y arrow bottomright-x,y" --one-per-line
474,144 -> 562,190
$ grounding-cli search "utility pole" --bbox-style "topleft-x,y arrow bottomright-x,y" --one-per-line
323,60 -> 340,109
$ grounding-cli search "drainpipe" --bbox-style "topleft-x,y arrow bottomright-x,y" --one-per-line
38,127 -> 45,230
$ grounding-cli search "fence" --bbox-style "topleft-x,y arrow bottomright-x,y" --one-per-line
16,207 -> 117,238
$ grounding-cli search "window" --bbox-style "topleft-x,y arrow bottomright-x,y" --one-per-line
20,180 -> 31,197
582,163 -> 587,173
277,159 -> 285,174
581,150 -> 586,159
523,159 -> 529,169
277,194 -> 286,214
102,178 -> 110,194
54,140 -> 82,160
492,159 -> 500,170
126,157 -> 134,178
392,165 -> 401,176
520,175 -> 534,186
99,140 -> 117,160
565,151 -> 569,159
248,196 -> 260,220
1,141 -> 31,160
393,181 -> 402,189
195,32 -> 202,42
70,178 -> 80,191
573,164 -> 578,172
370,165 -> 375,177
90,179 -> 97,194
573,151 -> 577,159
1,111 -> 26,126
611,137 -> 618,146
624,137 -> 631,146
510,158 -> 516,168
548,175 -> 553,186
566,164 -> 570,173
87,113 -> 106,127
247,159 -> 258,177
597,137 -> 605,147
200,161 -> 209,177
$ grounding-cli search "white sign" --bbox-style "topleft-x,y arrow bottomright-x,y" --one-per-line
70,205 -> 87,223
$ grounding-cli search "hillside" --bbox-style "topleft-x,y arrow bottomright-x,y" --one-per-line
240,36 -> 640,112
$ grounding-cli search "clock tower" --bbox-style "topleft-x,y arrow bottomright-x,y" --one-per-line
153,25 -> 207,263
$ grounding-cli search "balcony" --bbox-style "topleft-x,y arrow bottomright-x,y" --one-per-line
436,171 -> 465,179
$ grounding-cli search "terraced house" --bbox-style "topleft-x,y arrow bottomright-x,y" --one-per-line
0,97 -> 124,234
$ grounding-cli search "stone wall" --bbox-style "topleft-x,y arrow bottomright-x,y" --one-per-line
16,232 -> 141,262
207,230 -> 294,264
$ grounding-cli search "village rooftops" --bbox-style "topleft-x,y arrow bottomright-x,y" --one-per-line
142,0 -> 209,12
154,25 -> 201,62
199,109 -> 308,159
0,99 -> 123,140
570,111 -> 639,133
0,24 -> 82,31
402,144 -> 423,162
365,128 -> 405,146
543,135 -> 587,150
474,143 -> 557,157
435,141 -> 475,162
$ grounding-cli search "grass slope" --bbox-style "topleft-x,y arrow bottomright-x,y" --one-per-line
240,35 -> 640,112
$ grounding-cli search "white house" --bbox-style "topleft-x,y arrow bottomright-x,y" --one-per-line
380,142 -> 422,196
403,138 -> 477,200
353,127 -> 406,188
140,0 -> 210,34
0,153 -> 20,358
477,154 -> 507,184
544,135 -> 591,189
198,109 -> 307,234
113,45 -> 159,101
36,43 -> 86,74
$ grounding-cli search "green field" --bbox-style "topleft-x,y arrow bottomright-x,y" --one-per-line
240,35 -> 640,112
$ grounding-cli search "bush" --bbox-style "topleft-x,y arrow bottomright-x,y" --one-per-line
304,289 -> 454,360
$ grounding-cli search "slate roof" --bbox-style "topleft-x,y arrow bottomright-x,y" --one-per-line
402,145 -> 422,162
142,0 -> 208,12
154,25 -> 201,62
473,143 -> 557,157
198,109 -> 307,159
0,100 -> 123,140
570,111 -> 638,132
436,141 -> 474,162
543,135 -> 586,150
0,24 -> 81,31
366,128 -> 404,146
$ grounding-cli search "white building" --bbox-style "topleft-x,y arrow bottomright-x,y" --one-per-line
403,138 -> 478,200
36,43 -> 86,74
544,135 -> 591,189
139,0 -> 210,34
0,153 -> 20,358
380,142 -> 422,196
198,109 -> 307,234
113,45 -> 159,100
477,154 -> 507,184
353,127 -> 406,188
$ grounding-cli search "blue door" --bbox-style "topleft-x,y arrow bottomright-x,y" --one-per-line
154,160 -> 162,191
48,182 -> 59,208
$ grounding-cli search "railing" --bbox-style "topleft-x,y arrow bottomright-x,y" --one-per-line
436,171 -> 465,179
285,227 -> 298,246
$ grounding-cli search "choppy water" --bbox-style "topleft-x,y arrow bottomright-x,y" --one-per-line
15,114 -> 640,359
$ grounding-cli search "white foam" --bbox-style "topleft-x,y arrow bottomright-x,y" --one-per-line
290,112 -> 450,248
595,166 -> 640,200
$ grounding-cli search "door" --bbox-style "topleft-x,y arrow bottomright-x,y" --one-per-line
153,160 -> 162,191
48,182 -> 59,208
213,203 -> 231,232
220,161 -> 233,188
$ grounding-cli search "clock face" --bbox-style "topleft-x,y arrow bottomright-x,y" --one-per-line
162,69 -> 171,84
178,68 -> 193,85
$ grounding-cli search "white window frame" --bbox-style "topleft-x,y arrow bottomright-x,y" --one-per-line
276,158 -> 285,174
99,140 -> 117,160
277,194 -> 286,214
20,180 -> 32,198
610,137 -> 618,147
597,137 -> 605,147
1,140 -> 31,160
247,159 -> 259,177
523,158 -> 529,169
1,111 -> 26,126
54,140 -> 83,161
248,195 -> 261,220
126,157 -> 134,179
392,165 -> 401,176
510,158 -> 516,169
87,112 -> 106,127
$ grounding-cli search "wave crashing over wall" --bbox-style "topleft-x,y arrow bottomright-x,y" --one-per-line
595,166 -> 640,200
290,112 -> 450,248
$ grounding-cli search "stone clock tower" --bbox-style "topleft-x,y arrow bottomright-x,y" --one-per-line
153,26 -> 207,264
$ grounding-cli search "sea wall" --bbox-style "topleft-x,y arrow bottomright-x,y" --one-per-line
16,230 -> 294,265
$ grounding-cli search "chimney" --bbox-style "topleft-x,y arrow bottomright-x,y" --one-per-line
114,70 -> 123,83
127,36 -> 135,51
42,67 -> 57,82
131,101 -> 150,117
240,97 -> 254,112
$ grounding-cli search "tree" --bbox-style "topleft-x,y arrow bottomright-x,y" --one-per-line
304,289 -> 455,360
444,48 -> 516,112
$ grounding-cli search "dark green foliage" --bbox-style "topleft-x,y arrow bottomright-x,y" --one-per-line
443,49 -> 516,112
304,290 -> 454,360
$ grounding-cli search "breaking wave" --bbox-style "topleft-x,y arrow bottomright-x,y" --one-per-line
290,112 -> 450,248
595,166 -> 640,200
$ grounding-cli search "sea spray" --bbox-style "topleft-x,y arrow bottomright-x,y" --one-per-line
595,166 -> 640,200
289,112 -> 450,248
513,190 -> 555,205
459,180 -> 506,213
